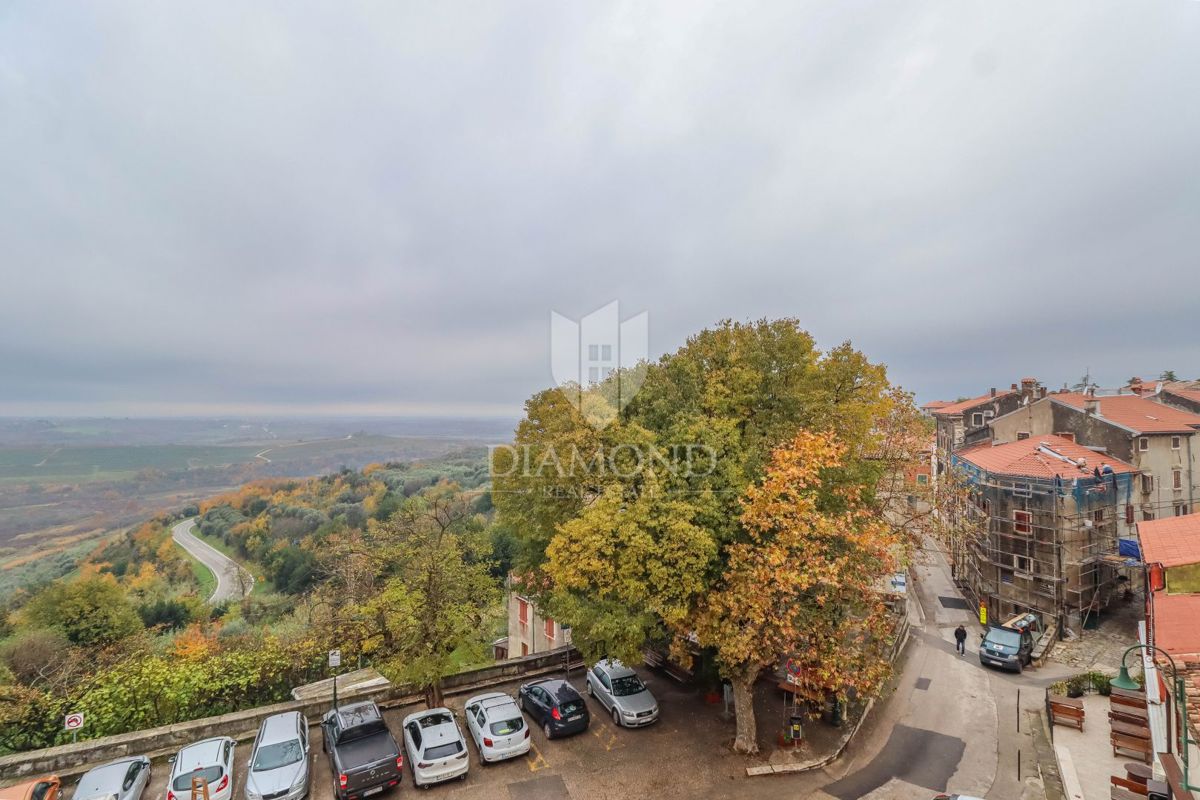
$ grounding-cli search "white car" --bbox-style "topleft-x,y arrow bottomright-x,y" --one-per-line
166,737 -> 236,800
462,693 -> 531,763
400,708 -> 469,788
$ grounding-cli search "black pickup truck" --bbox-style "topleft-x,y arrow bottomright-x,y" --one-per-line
320,701 -> 403,800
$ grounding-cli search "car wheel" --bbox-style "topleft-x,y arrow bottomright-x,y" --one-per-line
543,722 -> 553,739
612,707 -> 621,727
586,681 -> 593,696
519,695 -> 526,711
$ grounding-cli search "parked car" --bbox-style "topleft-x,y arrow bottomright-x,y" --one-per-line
462,692 -> 531,763
319,701 -> 403,800
166,737 -> 236,800
517,678 -> 589,739
585,659 -> 659,728
72,757 -> 151,800
0,776 -> 60,800
246,712 -> 310,800
400,708 -> 469,788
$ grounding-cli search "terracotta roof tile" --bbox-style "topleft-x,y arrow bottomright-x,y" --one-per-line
1151,592 -> 1200,657
931,390 -> 1014,418
955,434 -> 1136,480
1162,381 -> 1200,404
1051,392 -> 1200,434
1138,513 -> 1200,568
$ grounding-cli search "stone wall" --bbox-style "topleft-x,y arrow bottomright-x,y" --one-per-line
0,647 -> 581,783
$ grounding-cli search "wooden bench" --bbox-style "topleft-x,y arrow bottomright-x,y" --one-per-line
1111,732 -> 1153,763
1110,775 -> 1149,796
1110,686 -> 1147,710
1110,719 -> 1152,740
1109,706 -> 1149,726
1048,694 -> 1085,731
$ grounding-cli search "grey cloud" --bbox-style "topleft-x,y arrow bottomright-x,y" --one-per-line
1,0 -> 1197,416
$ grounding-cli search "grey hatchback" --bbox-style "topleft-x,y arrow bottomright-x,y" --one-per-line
585,659 -> 659,728
245,712 -> 310,800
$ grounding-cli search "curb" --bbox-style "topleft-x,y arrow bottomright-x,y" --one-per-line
745,618 -> 913,777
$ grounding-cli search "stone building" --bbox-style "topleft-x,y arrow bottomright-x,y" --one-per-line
984,390 -> 1200,525
951,434 -> 1139,635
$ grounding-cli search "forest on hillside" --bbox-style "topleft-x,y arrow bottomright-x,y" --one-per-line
0,452 -> 504,754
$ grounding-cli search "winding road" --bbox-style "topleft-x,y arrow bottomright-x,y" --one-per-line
171,517 -> 254,604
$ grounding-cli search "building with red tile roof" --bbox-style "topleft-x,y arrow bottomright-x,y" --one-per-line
1051,392 -> 1200,435
1138,513 -> 1200,569
949,433 -> 1139,634
956,435 -> 1136,481
1158,380 -> 1200,416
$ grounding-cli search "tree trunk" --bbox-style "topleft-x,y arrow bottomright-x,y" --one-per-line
730,675 -> 758,754
425,679 -> 444,709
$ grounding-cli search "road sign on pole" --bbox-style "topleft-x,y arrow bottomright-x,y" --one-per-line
328,649 -> 341,668
65,712 -> 84,744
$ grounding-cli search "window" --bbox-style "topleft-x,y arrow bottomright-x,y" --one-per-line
971,413 -> 984,427
588,344 -> 599,360
1176,504 -> 1190,517
1172,436 -> 1182,450
544,618 -> 555,642
601,344 -> 612,360
1014,510 -> 1032,535
1015,555 -> 1030,573
521,642 -> 529,656
1093,509 -> 1105,524
588,366 -> 599,383
1143,510 -> 1156,522
1126,504 -> 1135,524
916,474 -> 929,485
517,598 -> 529,625
1142,474 -> 1155,494
1173,470 -> 1183,490
1017,431 -> 1031,441
1000,569 -> 1014,584
1140,437 -> 1150,452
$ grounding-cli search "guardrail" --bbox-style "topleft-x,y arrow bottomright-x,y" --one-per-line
0,647 -> 581,783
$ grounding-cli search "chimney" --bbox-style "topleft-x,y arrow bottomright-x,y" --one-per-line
1130,377 -> 1144,396
1039,387 -> 1048,399
1019,377 -> 1040,403
990,387 -> 997,398
1084,388 -> 1100,415
1011,383 -> 1019,392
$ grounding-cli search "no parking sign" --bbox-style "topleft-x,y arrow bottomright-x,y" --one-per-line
64,712 -> 84,731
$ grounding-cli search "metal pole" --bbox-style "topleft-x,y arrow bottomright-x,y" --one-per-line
333,671 -> 338,711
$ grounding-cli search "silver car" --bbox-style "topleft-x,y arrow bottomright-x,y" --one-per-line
585,659 -> 659,728
72,757 -> 151,800
400,708 -> 468,788
245,712 -> 310,800
463,693 -> 530,763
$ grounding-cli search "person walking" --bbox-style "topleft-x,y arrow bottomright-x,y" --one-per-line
954,624 -> 968,656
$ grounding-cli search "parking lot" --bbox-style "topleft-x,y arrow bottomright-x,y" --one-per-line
95,666 -> 760,800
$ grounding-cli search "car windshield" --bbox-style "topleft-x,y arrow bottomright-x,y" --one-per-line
252,740 -> 303,771
488,716 -> 524,736
172,767 -> 222,792
423,740 -> 463,760
987,628 -> 1022,648
558,699 -> 583,716
611,675 -> 645,697
419,713 -> 453,728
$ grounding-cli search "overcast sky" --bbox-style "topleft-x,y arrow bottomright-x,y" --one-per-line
2,1 -> 1197,417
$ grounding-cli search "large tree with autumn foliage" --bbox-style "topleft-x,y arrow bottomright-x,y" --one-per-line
494,318 -> 921,753
693,431 -> 902,752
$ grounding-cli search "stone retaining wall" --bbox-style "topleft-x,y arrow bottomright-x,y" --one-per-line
0,647 -> 581,783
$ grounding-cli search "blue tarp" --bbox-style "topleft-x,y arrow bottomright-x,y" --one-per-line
1118,538 -> 1141,559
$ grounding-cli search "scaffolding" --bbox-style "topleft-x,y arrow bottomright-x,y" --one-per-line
949,455 -> 1140,637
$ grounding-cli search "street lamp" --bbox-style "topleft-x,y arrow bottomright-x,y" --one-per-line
1111,644 -> 1191,790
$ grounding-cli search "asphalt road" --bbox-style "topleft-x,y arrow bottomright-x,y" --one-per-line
171,517 -> 254,604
